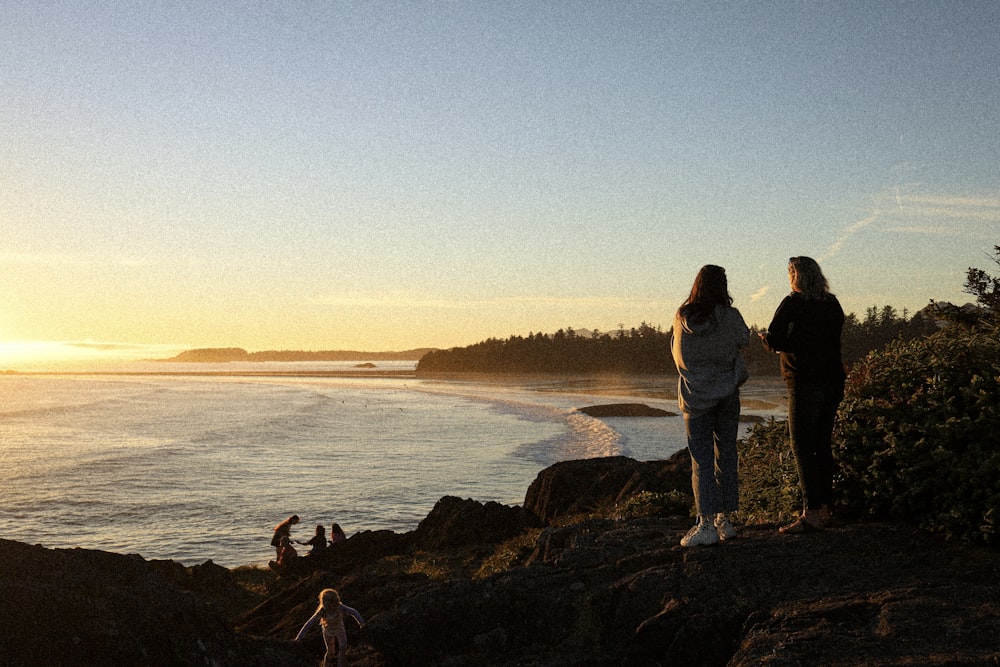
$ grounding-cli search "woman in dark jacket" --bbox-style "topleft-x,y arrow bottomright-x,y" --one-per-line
760,256 -> 846,533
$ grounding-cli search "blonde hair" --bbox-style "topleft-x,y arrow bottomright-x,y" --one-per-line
788,256 -> 833,300
316,588 -> 343,626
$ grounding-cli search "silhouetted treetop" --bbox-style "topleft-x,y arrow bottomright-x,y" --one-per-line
417,323 -> 672,375
417,309 -> 944,377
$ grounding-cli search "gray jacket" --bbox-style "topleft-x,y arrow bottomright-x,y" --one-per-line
671,304 -> 750,414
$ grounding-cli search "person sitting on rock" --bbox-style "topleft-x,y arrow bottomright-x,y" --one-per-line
294,588 -> 364,667
271,514 -> 300,557
301,524 -> 329,556
329,523 -> 347,545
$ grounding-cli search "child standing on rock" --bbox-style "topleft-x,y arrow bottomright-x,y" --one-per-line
295,588 -> 365,667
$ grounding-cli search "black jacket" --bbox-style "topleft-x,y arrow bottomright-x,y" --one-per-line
762,292 -> 846,384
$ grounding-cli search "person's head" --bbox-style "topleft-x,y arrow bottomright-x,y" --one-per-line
319,588 -> 341,608
680,265 -> 733,321
290,514 -> 300,524
314,524 -> 326,536
317,588 -> 343,623
788,256 -> 831,300
331,523 -> 343,534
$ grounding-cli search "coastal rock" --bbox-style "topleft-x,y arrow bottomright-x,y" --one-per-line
523,454 -> 692,523
0,539 -> 306,666
411,495 -> 539,549
306,529 -> 411,576
577,403 -> 674,417
6,455 -> 1000,666
360,519 -> 1000,666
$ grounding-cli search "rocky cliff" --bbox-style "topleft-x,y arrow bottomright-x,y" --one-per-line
3,454 -> 999,666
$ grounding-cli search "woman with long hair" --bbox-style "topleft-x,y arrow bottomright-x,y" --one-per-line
294,588 -> 365,667
760,256 -> 846,533
671,265 -> 750,547
302,524 -> 329,556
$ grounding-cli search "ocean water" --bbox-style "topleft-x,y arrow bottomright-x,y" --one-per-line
0,364 -> 785,567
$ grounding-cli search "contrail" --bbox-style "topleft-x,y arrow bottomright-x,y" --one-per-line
820,209 -> 881,262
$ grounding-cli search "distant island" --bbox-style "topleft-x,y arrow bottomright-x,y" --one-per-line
159,347 -> 436,363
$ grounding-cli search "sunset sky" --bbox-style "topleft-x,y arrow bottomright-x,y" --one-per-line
3,2 -> 999,368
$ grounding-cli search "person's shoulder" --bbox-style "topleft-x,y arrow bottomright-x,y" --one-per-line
719,304 -> 747,320
811,293 -> 842,310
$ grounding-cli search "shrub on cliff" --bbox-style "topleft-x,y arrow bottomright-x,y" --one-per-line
835,327 -> 1000,544
612,489 -> 692,519
737,418 -> 802,525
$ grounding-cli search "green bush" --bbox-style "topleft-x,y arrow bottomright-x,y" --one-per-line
835,328 -> 1000,544
737,417 -> 802,525
613,489 -> 692,520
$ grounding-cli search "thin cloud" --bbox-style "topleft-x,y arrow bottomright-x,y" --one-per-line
0,252 -> 156,267
0,340 -> 187,363
894,195 -> 1000,221
884,225 -> 955,234
67,341 -> 180,353
822,189 -> 1000,260
821,210 -> 882,261
307,293 -> 669,311
900,195 -> 1000,209
749,286 -> 771,302
0,252 -> 88,266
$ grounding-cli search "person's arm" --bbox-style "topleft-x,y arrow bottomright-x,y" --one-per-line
734,309 -> 751,348
341,604 -> 365,628
294,611 -> 321,641
761,297 -> 794,352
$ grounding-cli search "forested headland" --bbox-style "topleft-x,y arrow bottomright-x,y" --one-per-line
415,304 -> 943,375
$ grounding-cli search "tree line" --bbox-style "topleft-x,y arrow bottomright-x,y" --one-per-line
415,306 -> 942,376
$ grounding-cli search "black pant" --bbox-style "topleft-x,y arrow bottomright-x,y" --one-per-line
787,379 -> 844,510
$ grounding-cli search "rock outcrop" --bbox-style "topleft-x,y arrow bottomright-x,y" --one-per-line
577,403 -> 674,417
524,455 -> 691,523
4,454 -> 1000,666
0,539 -> 307,666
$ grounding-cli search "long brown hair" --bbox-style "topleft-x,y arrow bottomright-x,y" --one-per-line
678,265 -> 733,323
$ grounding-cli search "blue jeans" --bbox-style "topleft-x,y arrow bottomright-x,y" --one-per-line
787,380 -> 844,510
684,390 -> 741,517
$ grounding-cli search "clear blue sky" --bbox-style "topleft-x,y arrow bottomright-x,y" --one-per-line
2,2 -> 998,365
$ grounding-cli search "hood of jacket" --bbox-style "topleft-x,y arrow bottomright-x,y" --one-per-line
677,306 -> 719,336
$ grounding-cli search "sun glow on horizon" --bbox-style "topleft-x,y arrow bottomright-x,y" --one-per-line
0,340 -> 186,372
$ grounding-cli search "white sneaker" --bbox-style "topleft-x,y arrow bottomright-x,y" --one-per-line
714,514 -> 737,541
680,519 -> 720,547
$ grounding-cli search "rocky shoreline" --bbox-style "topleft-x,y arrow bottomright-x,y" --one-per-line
3,452 -> 999,666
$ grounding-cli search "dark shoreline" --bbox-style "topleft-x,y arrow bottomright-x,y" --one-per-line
4,455 -> 998,666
